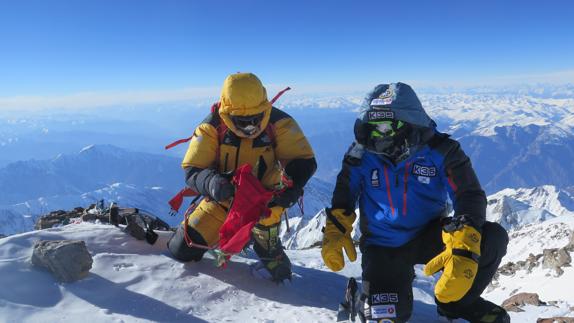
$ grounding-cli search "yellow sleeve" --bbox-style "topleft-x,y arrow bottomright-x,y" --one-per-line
181,123 -> 219,169
273,117 -> 315,162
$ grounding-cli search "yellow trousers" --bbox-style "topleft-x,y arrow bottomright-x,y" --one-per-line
185,199 -> 284,246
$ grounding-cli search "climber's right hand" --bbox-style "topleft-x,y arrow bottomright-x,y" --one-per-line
321,208 -> 357,272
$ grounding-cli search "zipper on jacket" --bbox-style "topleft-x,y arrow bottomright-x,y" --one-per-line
234,141 -> 241,170
223,153 -> 229,173
383,165 -> 395,217
403,162 -> 411,217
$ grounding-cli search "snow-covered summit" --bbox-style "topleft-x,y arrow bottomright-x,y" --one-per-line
2,218 -> 572,322
487,185 -> 574,230
0,222 -> 441,322
421,94 -> 574,137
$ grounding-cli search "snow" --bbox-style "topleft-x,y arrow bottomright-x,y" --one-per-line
0,223 -> 433,322
501,216 -> 574,264
79,144 -> 95,153
1,220 -> 571,322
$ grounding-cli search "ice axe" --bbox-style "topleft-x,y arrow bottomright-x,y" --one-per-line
337,277 -> 359,322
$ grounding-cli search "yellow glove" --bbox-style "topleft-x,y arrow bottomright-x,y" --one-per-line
424,222 -> 482,303
259,206 -> 284,226
321,208 -> 357,272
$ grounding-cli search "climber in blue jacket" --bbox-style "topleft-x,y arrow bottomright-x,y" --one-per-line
321,83 -> 510,323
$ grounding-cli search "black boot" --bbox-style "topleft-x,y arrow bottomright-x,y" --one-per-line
437,297 -> 510,323
252,223 -> 292,282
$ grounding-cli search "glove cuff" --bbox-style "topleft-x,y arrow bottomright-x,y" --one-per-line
325,208 -> 356,234
443,224 -> 482,256
452,248 -> 480,263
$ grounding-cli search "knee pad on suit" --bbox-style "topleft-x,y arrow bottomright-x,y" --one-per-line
167,225 -> 208,262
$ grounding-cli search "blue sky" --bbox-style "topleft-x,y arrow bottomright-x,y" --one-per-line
1,0 -> 573,105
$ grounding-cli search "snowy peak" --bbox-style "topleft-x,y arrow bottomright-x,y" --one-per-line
77,143 -> 135,157
421,94 -> 574,136
487,185 -> 574,230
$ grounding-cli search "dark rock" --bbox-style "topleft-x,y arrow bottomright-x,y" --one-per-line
502,293 -> 546,312
109,205 -> 120,227
35,209 -> 81,230
124,221 -> 146,240
32,240 -> 93,282
36,205 -> 110,229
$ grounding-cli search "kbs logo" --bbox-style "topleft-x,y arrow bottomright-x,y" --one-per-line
371,293 -> 399,304
412,164 -> 437,177
368,110 -> 395,120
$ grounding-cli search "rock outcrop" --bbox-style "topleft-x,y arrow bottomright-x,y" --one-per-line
32,240 -> 93,282
502,292 -> 546,312
34,203 -> 170,232
496,233 -> 573,277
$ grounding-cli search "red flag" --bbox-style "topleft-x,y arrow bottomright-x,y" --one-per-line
218,164 -> 273,255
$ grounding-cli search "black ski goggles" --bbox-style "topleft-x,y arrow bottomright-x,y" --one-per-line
366,119 -> 411,154
231,113 -> 264,128
230,112 -> 264,135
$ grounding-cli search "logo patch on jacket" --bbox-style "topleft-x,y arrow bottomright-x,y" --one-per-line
371,169 -> 380,188
412,164 -> 437,177
371,304 -> 397,318
371,87 -> 395,107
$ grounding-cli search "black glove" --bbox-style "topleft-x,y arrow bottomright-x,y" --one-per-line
187,168 -> 234,202
207,173 -> 234,202
268,187 -> 302,208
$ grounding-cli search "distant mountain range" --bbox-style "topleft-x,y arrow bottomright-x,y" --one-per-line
0,144 -> 335,236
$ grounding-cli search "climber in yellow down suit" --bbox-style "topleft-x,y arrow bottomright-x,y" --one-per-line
167,73 -> 316,282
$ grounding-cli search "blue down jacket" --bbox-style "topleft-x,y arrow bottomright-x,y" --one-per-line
331,133 -> 487,248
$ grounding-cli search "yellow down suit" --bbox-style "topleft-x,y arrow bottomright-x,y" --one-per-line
176,73 -> 316,256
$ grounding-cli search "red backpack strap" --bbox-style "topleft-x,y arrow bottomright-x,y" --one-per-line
211,104 -> 227,140
270,87 -> 291,104
264,123 -> 276,147
165,136 -> 194,150
262,87 -> 290,147
165,102 -> 222,150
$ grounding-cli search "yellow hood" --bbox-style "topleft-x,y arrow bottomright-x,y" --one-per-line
218,73 -> 272,138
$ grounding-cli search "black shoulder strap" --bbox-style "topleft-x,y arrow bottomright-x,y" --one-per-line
427,132 -> 450,149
